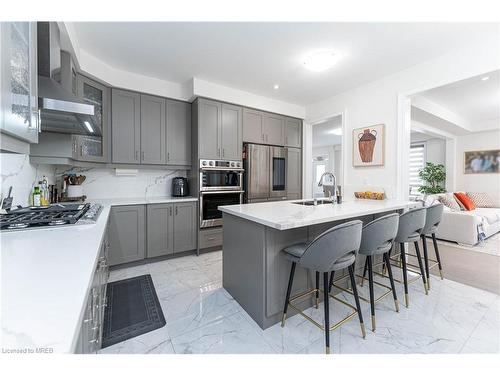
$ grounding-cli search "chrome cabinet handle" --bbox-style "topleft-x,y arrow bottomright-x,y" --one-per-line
169,207 -> 172,216
222,148 -> 225,158
135,150 -> 139,160
80,145 -> 83,156
167,152 -> 170,162
141,151 -> 145,160
175,206 -> 178,215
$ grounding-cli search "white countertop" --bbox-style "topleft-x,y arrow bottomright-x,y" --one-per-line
0,196 -> 198,353
219,199 -> 416,230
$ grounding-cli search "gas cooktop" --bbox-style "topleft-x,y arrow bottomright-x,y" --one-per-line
0,203 -> 103,231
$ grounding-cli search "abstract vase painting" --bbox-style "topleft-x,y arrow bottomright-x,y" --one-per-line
353,124 -> 385,167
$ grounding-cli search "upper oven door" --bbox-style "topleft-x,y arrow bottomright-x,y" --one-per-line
200,169 -> 243,191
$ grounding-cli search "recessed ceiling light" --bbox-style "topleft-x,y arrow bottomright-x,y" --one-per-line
328,128 -> 342,136
303,50 -> 341,72
273,84 -> 280,90
481,76 -> 490,81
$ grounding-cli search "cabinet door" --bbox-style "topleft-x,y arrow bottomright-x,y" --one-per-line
0,22 -> 39,143
263,113 -> 284,146
285,118 -> 302,148
198,99 -> 221,159
220,103 -> 242,160
242,108 -> 264,143
166,100 -> 191,166
147,203 -> 174,258
111,89 -> 141,164
75,75 -> 110,162
173,202 -> 197,253
140,94 -> 166,164
286,147 -> 302,199
108,205 -> 145,266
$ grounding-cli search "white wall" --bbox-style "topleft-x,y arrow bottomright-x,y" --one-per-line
455,129 -> 500,202
0,154 -> 56,207
305,40 -> 499,200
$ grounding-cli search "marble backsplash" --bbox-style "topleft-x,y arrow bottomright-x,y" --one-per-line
1,154 -> 56,207
55,166 -> 187,200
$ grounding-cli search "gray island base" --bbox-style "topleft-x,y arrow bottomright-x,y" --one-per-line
220,199 -> 415,329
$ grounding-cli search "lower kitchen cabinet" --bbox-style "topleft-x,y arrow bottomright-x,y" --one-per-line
108,205 -> 146,266
172,202 -> 197,253
146,203 -> 174,258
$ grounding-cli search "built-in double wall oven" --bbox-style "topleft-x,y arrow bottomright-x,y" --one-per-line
199,159 -> 244,228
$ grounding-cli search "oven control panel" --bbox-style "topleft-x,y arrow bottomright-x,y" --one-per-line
200,159 -> 243,169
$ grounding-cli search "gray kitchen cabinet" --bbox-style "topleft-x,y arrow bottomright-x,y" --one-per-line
166,99 -> 191,166
285,117 -> 302,148
173,202 -> 197,253
220,103 -> 242,160
263,113 -> 285,145
108,205 -> 146,266
140,94 -> 166,164
147,203 -> 174,258
74,75 -> 111,163
286,147 -> 302,199
0,22 -> 39,144
243,108 -> 264,144
198,98 -> 220,159
111,89 -> 141,164
197,98 -> 241,161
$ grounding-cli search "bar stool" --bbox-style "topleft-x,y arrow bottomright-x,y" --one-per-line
394,207 -> 428,307
281,220 -> 365,354
420,203 -> 445,289
332,214 -> 400,332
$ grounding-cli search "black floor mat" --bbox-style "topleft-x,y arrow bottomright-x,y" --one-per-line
101,274 -> 166,348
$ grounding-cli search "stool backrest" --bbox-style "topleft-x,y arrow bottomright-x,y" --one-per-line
360,213 -> 399,255
299,220 -> 363,272
422,203 -> 444,234
395,207 -> 426,243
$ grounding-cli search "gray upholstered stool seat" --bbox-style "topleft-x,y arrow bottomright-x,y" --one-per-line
420,203 -> 445,287
280,220 -> 365,354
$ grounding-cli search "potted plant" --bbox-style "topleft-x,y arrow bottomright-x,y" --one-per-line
418,162 -> 446,195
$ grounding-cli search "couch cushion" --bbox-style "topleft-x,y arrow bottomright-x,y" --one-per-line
437,193 -> 461,211
467,192 -> 499,208
474,208 -> 500,225
454,192 -> 476,211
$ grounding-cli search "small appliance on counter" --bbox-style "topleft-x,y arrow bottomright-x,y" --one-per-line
172,177 -> 189,197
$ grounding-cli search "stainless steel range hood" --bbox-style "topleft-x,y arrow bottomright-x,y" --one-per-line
37,22 -> 98,136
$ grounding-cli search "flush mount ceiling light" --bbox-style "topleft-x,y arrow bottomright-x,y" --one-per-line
84,121 -> 94,133
273,84 -> 280,90
481,76 -> 490,81
303,50 -> 341,72
328,128 -> 342,136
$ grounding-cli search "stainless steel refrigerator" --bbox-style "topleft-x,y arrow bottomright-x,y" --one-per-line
243,143 -> 287,202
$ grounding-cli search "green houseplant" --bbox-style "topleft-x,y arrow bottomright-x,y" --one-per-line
418,162 -> 446,195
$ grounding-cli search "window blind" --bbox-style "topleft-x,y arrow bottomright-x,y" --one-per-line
409,143 -> 425,196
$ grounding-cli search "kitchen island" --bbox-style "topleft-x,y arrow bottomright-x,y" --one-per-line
219,199 -> 416,329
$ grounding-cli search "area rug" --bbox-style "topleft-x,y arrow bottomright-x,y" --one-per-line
102,274 -> 166,348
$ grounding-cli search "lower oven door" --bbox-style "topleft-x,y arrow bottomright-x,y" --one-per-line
200,190 -> 243,228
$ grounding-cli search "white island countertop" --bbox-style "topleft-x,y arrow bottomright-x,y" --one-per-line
219,199 -> 417,230
0,196 -> 197,354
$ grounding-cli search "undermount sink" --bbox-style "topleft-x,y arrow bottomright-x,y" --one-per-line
293,199 -> 334,206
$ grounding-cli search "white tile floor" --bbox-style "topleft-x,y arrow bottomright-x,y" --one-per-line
99,250 -> 500,354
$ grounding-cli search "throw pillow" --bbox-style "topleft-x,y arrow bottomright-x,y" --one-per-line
466,192 -> 498,208
437,193 -> 461,211
454,192 -> 476,211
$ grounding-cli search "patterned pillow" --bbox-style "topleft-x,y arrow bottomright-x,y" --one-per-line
437,193 -> 461,211
466,192 -> 498,208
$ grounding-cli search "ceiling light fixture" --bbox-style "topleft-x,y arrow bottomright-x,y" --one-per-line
328,128 -> 342,136
481,76 -> 490,81
84,121 -> 94,133
273,84 -> 280,90
303,50 -> 341,72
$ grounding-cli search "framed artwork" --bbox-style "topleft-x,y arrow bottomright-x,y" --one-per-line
464,149 -> 500,174
353,124 -> 385,167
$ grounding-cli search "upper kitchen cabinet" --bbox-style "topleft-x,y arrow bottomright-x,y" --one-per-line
242,108 -> 264,144
196,98 -> 242,161
0,22 -> 39,144
285,117 -> 302,148
263,113 -> 285,145
140,94 -> 166,164
166,99 -> 191,166
111,89 -> 141,164
73,75 -> 111,162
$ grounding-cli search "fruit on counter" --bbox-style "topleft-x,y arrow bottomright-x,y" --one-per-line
354,191 -> 386,200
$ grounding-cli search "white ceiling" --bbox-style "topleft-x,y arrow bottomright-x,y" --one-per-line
72,22 -> 498,106
419,70 -> 500,125
312,115 -> 342,147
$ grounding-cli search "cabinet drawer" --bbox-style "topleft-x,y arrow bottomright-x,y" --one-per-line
199,228 -> 223,249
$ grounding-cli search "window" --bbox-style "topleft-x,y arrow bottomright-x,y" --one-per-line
409,143 -> 426,196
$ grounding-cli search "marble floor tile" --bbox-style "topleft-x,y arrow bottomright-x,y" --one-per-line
170,312 -> 276,354
98,325 -> 174,354
461,297 -> 500,353
108,264 -> 150,283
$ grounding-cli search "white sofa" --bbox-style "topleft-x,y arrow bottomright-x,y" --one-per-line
427,194 -> 500,246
